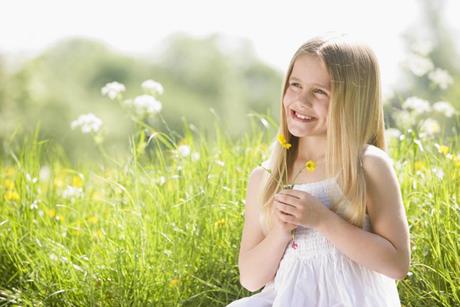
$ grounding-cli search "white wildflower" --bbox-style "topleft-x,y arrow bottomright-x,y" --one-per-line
191,152 -> 200,161
177,145 -> 191,157
411,40 -> 434,56
30,200 -> 39,210
428,68 -> 453,90
158,176 -> 166,185
432,101 -> 456,117
393,110 -> 416,130
71,113 -> 103,134
402,97 -> 431,115
432,167 -> 444,180
62,185 -> 83,200
385,128 -> 402,141
260,118 -> 269,129
26,173 -> 38,184
216,160 -> 225,167
141,79 -> 164,95
39,165 -> 51,182
419,118 -> 440,138
101,81 -> 126,100
49,253 -> 58,261
406,54 -> 434,77
129,95 -> 162,116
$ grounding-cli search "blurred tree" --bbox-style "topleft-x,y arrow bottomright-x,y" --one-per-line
0,34 -> 282,163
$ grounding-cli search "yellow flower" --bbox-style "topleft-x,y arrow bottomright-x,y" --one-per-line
4,190 -> 20,201
72,175 -> 84,188
169,278 -> 180,287
4,166 -> 16,177
46,208 -> 56,218
305,160 -> 316,172
414,161 -> 426,171
214,218 -> 226,228
437,145 -> 449,155
3,179 -> 15,190
453,155 -> 460,168
88,215 -> 98,224
277,134 -> 291,149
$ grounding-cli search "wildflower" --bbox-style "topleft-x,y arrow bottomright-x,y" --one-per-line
46,208 -> 56,218
141,79 -> 164,95
191,152 -> 200,161
216,160 -> 225,167
87,215 -> 98,224
432,101 -> 456,118
128,95 -> 162,116
71,113 -> 103,134
402,97 -> 431,115
385,128 -> 402,141
169,278 -> 180,287
414,161 -> 426,171
4,167 -> 16,177
62,185 -> 84,200
277,134 -> 292,149
305,160 -> 316,172
30,200 -> 39,210
428,68 -> 453,90
3,179 -> 15,190
72,175 -> 84,188
411,40 -> 433,56
419,119 -> 440,138
432,167 -> 444,180
101,81 -> 126,100
26,173 -> 38,184
214,218 -> 226,228
4,190 -> 20,201
158,176 -> 166,185
39,165 -> 51,181
406,54 -> 434,77
435,144 -> 449,155
177,144 -> 191,157
260,118 -> 269,129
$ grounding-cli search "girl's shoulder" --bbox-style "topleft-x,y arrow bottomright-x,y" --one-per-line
361,144 -> 394,165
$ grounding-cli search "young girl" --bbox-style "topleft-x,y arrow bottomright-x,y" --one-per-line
227,34 -> 410,306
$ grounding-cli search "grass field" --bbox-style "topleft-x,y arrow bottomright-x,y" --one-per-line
0,116 -> 459,306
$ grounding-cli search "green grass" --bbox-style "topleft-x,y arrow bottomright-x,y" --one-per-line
0,116 -> 459,306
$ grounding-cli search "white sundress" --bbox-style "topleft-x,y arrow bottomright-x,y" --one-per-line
227,176 -> 401,307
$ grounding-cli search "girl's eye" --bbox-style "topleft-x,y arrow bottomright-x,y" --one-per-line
290,82 -> 301,88
314,89 -> 328,96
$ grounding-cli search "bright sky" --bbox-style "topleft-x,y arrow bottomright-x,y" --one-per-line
1,0 -> 459,96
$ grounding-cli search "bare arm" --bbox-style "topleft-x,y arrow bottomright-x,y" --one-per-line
238,167 -> 291,292
317,148 -> 411,280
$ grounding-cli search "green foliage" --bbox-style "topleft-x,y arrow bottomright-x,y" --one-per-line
0,114 -> 459,306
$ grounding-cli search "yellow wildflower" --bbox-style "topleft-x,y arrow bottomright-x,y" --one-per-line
277,134 -> 291,149
72,175 -> 83,188
169,278 -> 180,287
214,218 -> 226,228
437,145 -> 449,155
4,190 -> 20,201
305,160 -> 316,172
4,166 -> 16,177
88,215 -> 98,224
414,161 -> 426,171
46,208 -> 56,218
3,179 -> 15,190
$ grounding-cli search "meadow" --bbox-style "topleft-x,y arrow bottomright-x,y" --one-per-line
0,108 -> 459,306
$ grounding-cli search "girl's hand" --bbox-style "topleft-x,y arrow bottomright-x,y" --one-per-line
273,189 -> 330,230
270,200 -> 297,242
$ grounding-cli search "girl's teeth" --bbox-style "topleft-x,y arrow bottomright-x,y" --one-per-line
295,111 -> 312,120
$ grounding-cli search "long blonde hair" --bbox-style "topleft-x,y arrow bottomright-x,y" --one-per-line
258,34 -> 386,233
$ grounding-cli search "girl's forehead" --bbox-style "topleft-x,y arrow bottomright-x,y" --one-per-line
290,54 -> 330,89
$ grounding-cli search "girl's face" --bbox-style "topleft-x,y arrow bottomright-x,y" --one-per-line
283,53 -> 331,137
